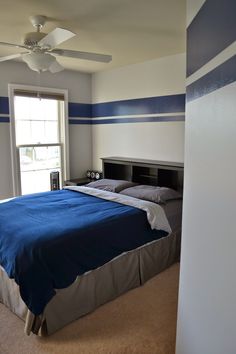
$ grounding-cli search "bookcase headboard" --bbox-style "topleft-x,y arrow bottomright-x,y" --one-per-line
101,157 -> 184,191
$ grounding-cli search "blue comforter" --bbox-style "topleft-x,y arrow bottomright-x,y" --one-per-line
0,189 -> 167,315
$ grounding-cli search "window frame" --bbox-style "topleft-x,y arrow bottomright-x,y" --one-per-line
9,84 -> 70,196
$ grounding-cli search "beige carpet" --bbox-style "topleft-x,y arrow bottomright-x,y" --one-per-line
0,263 -> 179,354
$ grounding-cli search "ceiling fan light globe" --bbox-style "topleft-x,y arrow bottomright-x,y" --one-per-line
22,52 -> 56,72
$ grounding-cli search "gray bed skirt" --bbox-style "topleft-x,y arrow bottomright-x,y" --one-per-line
0,228 -> 181,336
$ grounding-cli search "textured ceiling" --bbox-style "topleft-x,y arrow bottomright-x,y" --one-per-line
0,0 -> 186,73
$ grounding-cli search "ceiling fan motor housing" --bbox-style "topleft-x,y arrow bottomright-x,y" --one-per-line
23,32 -> 46,47
30,15 -> 47,28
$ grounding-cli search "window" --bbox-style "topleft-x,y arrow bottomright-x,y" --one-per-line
9,85 -> 69,196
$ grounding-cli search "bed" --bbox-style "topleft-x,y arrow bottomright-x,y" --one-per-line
0,158 -> 183,336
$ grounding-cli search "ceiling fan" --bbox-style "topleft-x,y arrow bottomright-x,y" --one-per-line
0,15 -> 112,73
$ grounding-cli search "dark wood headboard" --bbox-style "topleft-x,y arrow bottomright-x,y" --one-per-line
101,157 -> 184,191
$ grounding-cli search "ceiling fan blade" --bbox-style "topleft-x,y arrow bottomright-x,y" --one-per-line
38,28 -> 75,49
0,41 -> 28,49
0,53 -> 25,62
51,49 -> 112,63
49,60 -> 64,73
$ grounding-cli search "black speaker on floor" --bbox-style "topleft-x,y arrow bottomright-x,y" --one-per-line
50,171 -> 60,191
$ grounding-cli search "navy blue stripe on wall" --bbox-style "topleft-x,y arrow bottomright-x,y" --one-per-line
68,102 -> 91,118
187,0 -> 236,77
92,94 -> 185,118
0,97 -> 9,115
0,116 -> 10,123
187,55 -> 236,102
69,119 -> 92,125
0,94 -> 185,124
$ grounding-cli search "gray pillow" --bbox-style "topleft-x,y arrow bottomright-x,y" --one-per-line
85,179 -> 137,193
120,185 -> 182,204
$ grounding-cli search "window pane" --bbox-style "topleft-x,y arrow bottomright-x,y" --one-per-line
31,121 -> 46,144
15,121 -> 32,145
14,96 -> 59,145
16,121 -> 59,145
20,168 -> 61,195
14,97 -> 31,120
45,121 -> 59,143
19,146 -> 61,194
15,97 -> 58,121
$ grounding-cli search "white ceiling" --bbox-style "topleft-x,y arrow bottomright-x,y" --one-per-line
0,0 -> 186,73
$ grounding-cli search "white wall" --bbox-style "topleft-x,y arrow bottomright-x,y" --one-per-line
0,123 -> 12,199
0,61 -> 91,102
0,61 -> 92,199
176,0 -> 236,353
92,53 -> 186,102
92,122 -> 184,168
186,0 -> 205,26
91,53 -> 186,171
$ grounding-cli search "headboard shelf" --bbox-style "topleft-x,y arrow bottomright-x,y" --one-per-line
101,157 -> 184,191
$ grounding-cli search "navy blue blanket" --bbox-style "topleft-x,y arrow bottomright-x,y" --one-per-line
0,189 -> 167,315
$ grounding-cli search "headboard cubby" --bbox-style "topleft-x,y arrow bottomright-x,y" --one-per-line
101,157 -> 184,191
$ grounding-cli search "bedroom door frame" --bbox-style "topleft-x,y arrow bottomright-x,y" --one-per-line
8,83 -> 70,196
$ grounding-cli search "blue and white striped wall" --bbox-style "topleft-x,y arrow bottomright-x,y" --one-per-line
0,93 -> 185,126
186,0 -> 236,102
177,1 -> 236,354
0,54 -> 186,130
68,93 -> 185,125
0,98 -> 92,124
0,97 -> 10,123
0,87 -> 185,179
91,53 -> 186,170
